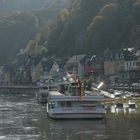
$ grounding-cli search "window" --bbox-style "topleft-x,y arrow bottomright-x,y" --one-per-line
133,62 -> 134,66
60,101 -> 71,107
51,102 -> 55,108
48,103 -> 51,110
66,101 -> 71,107
61,101 -> 65,107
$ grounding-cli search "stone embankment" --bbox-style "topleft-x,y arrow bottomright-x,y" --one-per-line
0,85 -> 39,94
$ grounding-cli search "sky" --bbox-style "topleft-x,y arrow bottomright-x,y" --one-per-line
0,0 -> 50,13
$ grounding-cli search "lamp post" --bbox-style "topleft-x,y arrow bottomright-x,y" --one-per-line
96,82 -> 104,95
97,82 -> 104,89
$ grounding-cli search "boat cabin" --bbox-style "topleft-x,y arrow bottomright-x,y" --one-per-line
47,80 -> 106,119
47,90 -> 105,112
128,101 -> 136,109
115,103 -> 123,108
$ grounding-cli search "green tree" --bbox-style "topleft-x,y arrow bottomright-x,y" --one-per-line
40,46 -> 48,57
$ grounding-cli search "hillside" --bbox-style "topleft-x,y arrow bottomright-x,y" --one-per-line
36,0 -> 140,58
0,0 -> 70,64
1,0 -> 140,64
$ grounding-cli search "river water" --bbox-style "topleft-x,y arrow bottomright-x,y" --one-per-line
0,92 -> 140,140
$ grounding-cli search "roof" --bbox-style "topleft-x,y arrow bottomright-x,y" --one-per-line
66,54 -> 86,64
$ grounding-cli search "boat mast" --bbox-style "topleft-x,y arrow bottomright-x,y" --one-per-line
77,76 -> 82,97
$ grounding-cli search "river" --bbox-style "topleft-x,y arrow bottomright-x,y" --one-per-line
0,92 -> 140,140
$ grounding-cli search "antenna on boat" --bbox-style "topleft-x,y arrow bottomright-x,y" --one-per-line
66,72 -> 83,97
76,76 -> 82,97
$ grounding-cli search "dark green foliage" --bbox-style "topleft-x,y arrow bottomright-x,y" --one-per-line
42,0 -> 140,57
0,13 -> 39,64
0,0 -> 69,65
1,0 -> 140,64
46,0 -> 106,56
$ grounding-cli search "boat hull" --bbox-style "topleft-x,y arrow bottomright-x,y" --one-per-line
48,112 -> 105,119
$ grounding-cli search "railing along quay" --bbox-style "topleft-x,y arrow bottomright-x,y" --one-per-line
110,86 -> 140,92
0,85 -> 39,94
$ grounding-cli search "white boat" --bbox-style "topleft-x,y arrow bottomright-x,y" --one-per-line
128,100 -> 137,114
47,81 -> 106,119
111,103 -> 124,114
36,84 -> 58,104
111,101 -> 137,114
123,103 -> 128,114
36,85 -> 49,103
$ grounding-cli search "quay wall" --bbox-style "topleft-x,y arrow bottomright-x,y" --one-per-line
0,86 -> 39,94
110,86 -> 140,92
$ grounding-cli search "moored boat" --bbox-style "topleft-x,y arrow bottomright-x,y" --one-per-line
47,78 -> 106,119
36,85 -> 49,104
110,100 -> 138,114
111,103 -> 124,114
128,100 -> 137,114
36,84 -> 58,104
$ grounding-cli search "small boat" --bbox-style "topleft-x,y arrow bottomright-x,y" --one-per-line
36,85 -> 49,104
123,103 -> 128,114
47,77 -> 106,119
115,103 -> 124,113
128,100 -> 137,114
36,84 -> 58,104
111,103 -> 124,114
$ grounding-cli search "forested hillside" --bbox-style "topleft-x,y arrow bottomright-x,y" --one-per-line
35,0 -> 140,58
1,0 -> 140,64
0,0 -> 70,64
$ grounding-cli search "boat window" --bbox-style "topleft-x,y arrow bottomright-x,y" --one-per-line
80,101 -> 98,104
41,93 -> 47,97
61,101 -> 65,107
66,101 -> 71,107
129,104 -> 135,109
43,87 -> 48,90
60,101 -> 71,107
116,103 -> 123,108
51,102 -> 55,108
71,87 -> 78,96
59,84 -> 66,94
48,103 -> 51,110
97,104 -> 104,108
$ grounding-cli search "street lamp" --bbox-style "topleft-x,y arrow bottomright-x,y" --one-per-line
97,82 -> 104,89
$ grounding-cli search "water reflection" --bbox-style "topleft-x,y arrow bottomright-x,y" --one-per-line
0,93 -> 42,140
47,120 -> 105,140
106,113 -> 140,140
0,92 -> 140,140
110,104 -> 138,114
